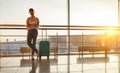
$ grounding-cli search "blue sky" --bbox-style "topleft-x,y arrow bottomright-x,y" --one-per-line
0,0 -> 118,26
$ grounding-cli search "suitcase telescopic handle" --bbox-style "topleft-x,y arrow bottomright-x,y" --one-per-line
41,29 -> 47,41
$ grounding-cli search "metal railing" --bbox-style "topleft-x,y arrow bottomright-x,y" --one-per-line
0,24 -> 120,56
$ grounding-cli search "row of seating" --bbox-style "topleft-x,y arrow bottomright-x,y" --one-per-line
20,46 -> 58,58
20,45 -> 109,58
78,46 -> 109,58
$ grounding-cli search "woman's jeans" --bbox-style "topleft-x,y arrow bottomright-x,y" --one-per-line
27,29 -> 38,55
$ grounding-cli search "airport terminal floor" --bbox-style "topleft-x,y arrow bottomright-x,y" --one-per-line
0,54 -> 120,73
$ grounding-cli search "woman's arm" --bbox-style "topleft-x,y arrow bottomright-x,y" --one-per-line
26,18 -> 30,29
35,18 -> 40,28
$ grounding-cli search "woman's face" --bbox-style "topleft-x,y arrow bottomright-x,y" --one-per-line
29,10 -> 34,16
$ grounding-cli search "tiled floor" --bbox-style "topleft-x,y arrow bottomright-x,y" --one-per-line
0,54 -> 120,73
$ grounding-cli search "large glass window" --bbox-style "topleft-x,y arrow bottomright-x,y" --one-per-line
0,0 -> 67,25
70,0 -> 118,26
0,0 -> 119,55
0,0 -> 118,26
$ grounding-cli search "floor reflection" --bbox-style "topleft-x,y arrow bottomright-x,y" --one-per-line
39,58 -> 58,73
20,59 -> 32,67
77,57 -> 109,64
1,55 -> 120,73
20,58 -> 58,73
39,59 -> 50,73
30,60 -> 38,73
20,59 -> 38,73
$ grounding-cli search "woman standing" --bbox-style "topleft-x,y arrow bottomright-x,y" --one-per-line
26,8 -> 39,60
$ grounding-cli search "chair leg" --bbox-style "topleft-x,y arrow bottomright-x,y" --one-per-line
47,56 -> 49,60
39,56 -> 41,60
79,51 -> 80,58
22,53 -> 24,59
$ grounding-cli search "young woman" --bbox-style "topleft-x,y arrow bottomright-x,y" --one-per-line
26,8 -> 39,60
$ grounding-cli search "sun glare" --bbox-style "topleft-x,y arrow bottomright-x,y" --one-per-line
106,29 -> 116,36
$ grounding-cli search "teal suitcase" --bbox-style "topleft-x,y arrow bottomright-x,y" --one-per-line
39,41 -> 50,59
